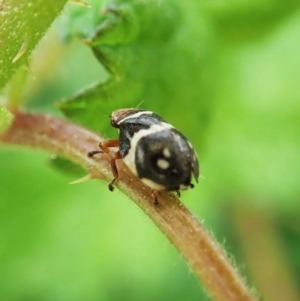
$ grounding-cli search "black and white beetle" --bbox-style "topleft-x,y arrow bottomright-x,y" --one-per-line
88,108 -> 199,203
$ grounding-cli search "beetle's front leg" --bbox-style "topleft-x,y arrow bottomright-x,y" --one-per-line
107,150 -> 122,191
99,140 -> 122,190
99,139 -> 119,153
88,140 -> 121,191
88,139 -> 119,157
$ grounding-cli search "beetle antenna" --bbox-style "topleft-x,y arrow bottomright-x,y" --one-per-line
135,99 -> 145,109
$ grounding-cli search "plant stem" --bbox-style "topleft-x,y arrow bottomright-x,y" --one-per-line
0,111 -> 258,301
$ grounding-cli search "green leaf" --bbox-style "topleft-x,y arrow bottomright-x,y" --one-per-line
0,0 -> 68,90
58,0 -> 214,146
87,3 -> 139,46
58,0 -> 105,40
0,105 -> 13,134
58,78 -> 143,137
49,155 -> 86,176
203,0 -> 300,43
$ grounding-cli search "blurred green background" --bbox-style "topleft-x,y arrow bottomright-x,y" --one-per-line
1,0 -> 300,300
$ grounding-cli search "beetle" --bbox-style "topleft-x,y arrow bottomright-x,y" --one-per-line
88,108 -> 199,203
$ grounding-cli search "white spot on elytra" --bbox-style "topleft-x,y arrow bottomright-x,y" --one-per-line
157,159 -> 169,169
163,148 -> 171,157
123,124 -> 173,176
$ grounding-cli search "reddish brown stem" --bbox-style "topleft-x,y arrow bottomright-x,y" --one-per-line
0,111 -> 258,301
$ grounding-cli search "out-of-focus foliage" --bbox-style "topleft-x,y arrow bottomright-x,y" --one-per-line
204,23 -> 300,208
0,105 -> 13,134
49,155 -> 87,176
1,0 -> 300,301
0,0 -> 68,89
0,150 -> 208,301
203,0 -> 300,42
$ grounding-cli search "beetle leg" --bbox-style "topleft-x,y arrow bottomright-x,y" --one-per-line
175,190 -> 181,197
87,150 -> 102,157
88,140 -> 119,157
88,140 -> 121,191
108,151 -> 122,191
99,139 -> 119,153
151,190 -> 160,205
